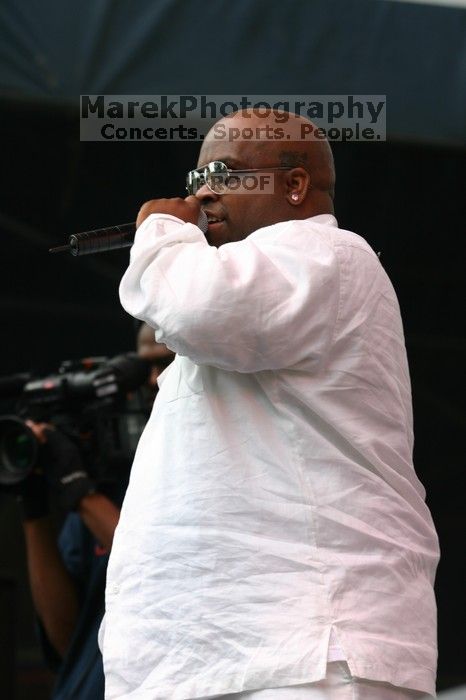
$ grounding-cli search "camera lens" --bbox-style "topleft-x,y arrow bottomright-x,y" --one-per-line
0,417 -> 37,485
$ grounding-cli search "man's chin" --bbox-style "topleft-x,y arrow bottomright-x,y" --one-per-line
205,220 -> 228,247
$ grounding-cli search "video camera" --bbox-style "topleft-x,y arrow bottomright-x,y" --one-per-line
0,353 -> 152,487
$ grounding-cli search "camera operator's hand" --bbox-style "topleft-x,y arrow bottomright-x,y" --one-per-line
27,422 -> 95,513
15,463 -> 49,521
9,421 -> 49,521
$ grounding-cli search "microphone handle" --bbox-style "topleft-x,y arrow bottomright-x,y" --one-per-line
69,223 -> 135,256
53,211 -> 208,256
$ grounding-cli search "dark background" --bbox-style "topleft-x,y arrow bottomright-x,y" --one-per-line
1,0 -> 465,696
1,96 -> 464,698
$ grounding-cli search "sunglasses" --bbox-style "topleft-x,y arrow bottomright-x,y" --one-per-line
186,161 -> 291,196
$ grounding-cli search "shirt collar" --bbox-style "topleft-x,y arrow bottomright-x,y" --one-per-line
306,214 -> 338,228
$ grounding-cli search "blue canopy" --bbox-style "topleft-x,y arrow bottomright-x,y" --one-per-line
1,0 -> 465,145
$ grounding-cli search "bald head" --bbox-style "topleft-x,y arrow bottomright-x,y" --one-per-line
205,110 -> 334,195
194,109 -> 335,247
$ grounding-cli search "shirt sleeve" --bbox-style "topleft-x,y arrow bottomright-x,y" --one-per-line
119,214 -> 340,373
58,513 -> 92,591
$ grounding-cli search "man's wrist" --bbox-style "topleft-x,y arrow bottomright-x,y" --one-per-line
58,473 -> 95,513
16,477 -> 50,522
19,501 -> 50,522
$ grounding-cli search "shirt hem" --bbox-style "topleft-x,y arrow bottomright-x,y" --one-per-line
107,664 -> 436,700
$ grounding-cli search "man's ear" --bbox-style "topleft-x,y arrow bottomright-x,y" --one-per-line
284,167 -> 311,205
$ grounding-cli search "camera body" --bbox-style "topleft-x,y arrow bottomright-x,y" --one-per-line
0,353 -> 152,486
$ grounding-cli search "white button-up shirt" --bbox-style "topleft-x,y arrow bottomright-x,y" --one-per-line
100,214 -> 439,699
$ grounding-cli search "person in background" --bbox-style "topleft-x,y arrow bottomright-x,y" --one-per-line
18,323 -> 173,699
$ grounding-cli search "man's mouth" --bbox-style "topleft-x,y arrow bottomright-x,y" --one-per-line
203,210 -> 225,226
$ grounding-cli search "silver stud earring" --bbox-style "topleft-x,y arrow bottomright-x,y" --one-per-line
291,193 -> 299,202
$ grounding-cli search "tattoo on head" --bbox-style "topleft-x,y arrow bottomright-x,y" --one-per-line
278,151 -> 309,168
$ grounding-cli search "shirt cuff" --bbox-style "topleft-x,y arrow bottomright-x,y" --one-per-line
133,213 -> 207,253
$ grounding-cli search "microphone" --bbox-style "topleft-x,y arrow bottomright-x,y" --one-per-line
49,211 -> 209,256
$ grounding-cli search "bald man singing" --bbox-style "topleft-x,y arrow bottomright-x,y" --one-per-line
100,111 -> 439,699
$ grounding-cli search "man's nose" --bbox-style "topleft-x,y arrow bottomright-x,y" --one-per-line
194,183 -> 220,202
